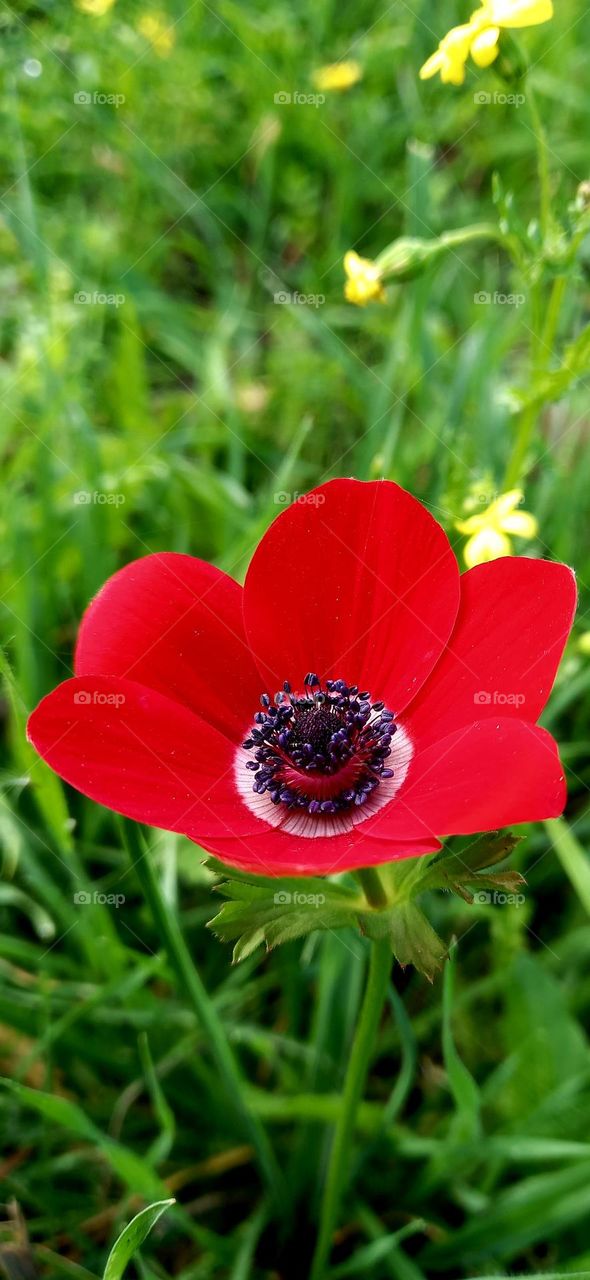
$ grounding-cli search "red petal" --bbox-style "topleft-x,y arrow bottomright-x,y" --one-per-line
406,558 -> 576,747
201,829 -> 440,877
27,676 -> 260,838
75,554 -> 261,740
365,718 -> 566,839
243,480 -> 460,710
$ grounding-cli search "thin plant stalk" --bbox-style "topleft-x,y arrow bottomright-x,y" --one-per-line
503,79 -> 563,488
310,869 -> 391,1280
504,275 -> 567,487
526,82 -> 551,242
122,820 -> 286,1209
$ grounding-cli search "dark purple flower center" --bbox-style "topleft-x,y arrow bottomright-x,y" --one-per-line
242,674 -> 396,816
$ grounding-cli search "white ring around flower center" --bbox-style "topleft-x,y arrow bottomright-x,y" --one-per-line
234,720 -> 414,838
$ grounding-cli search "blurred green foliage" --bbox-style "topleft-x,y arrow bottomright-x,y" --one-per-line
1,0 -> 590,1275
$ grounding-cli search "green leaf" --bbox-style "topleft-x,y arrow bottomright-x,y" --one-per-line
419,831 -> 524,902
442,947 -> 481,1142
0,647 -> 73,855
496,953 -> 588,1118
103,1200 -> 175,1280
207,865 -> 360,960
205,856 -> 354,901
0,1079 -> 166,1199
512,321 -> 590,410
546,816 -> 590,915
138,1032 -> 176,1166
360,902 -> 447,982
450,830 -> 522,871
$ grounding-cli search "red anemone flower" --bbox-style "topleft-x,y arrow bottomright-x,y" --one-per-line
27,480 -> 576,877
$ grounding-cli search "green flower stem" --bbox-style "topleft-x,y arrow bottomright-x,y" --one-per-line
502,78 -> 559,488
375,223 -> 515,284
122,820 -> 286,1209
438,222 -> 509,253
526,81 -> 551,242
503,273 -> 567,488
309,933 -> 392,1280
504,398 -> 537,490
543,274 -> 568,355
357,865 -> 389,908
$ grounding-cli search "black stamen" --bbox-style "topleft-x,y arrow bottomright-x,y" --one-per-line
243,676 -> 396,818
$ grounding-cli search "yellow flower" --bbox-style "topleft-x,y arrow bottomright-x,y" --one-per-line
75,0 -> 116,14
343,251 -> 386,306
312,61 -> 363,92
420,22 -> 479,85
482,0 -> 553,27
455,489 -> 538,568
138,12 -> 176,56
419,0 -> 552,85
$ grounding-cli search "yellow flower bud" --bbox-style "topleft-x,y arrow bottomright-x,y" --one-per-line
343,251 -> 386,306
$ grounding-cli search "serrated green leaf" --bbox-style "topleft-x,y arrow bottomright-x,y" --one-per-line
467,870 -> 526,894
263,906 -> 354,950
232,926 -> 267,963
419,832 -> 524,902
103,1200 -> 175,1280
207,867 -> 360,960
426,831 -> 522,877
213,879 -> 272,902
361,902 -> 446,981
390,904 -> 447,980
205,856 -> 355,903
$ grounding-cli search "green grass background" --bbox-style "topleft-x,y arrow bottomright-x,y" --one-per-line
1,0 -> 590,1275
